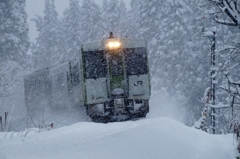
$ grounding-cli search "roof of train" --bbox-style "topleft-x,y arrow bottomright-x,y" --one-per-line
82,38 -> 147,52
24,61 -> 71,80
25,38 -> 147,79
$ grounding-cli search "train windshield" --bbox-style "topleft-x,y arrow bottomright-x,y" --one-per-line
110,55 -> 123,76
83,50 -> 107,79
124,47 -> 148,76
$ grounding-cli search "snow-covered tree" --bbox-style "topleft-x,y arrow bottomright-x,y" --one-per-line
31,0 -> 58,69
102,0 -> 126,37
0,0 -> 29,64
59,0 -> 82,61
139,0 -> 162,40
129,0 -> 221,126
166,1 -> 192,89
118,0 -> 128,37
145,0 -> 193,95
208,0 -> 240,27
51,18 -> 68,64
180,0 -> 211,125
186,0 -> 240,133
125,0 -> 141,38
81,0 -> 105,42
0,0 -> 31,132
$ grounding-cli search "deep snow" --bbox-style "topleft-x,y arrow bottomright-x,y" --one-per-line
0,91 -> 237,159
0,117 -> 236,159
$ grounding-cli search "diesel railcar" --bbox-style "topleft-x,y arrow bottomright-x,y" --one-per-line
24,34 -> 151,123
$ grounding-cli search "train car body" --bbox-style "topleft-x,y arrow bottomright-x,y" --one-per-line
24,59 -> 85,127
24,36 -> 151,124
83,38 -> 151,122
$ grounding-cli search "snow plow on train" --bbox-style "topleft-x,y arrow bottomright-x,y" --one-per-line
24,33 -> 151,123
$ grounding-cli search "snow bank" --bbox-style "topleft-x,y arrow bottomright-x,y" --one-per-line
0,117 -> 235,159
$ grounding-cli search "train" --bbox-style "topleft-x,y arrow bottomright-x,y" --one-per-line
24,33 -> 151,124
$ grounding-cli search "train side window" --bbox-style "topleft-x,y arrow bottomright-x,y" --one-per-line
124,47 -> 148,76
57,73 -> 64,84
35,80 -> 40,87
72,62 -> 80,86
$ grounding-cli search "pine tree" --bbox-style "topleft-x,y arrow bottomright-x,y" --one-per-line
156,0 -> 192,91
138,0 -> 161,41
125,0 -> 141,38
81,0 -> 105,42
128,0 -> 215,125
181,0 -> 211,125
136,0 -> 164,86
31,0 -> 58,68
118,0 -> 127,36
0,0 -> 29,64
0,0 -> 30,131
60,0 -> 82,60
102,0 -> 124,37
52,18 -> 68,64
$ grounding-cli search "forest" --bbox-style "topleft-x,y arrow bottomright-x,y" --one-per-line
0,0 -> 240,133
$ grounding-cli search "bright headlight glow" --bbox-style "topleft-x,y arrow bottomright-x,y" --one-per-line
107,41 -> 121,49
108,42 -> 115,48
114,41 -> 121,47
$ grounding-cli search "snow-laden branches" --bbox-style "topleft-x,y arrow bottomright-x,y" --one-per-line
208,0 -> 240,27
220,74 -> 240,100
194,87 -> 211,132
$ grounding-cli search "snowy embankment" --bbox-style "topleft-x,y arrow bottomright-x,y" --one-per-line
0,90 -> 236,159
0,117 -> 235,159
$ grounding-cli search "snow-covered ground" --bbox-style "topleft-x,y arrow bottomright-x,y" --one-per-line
0,91 -> 237,159
0,117 -> 236,159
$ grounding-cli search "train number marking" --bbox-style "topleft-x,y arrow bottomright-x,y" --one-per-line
134,81 -> 143,86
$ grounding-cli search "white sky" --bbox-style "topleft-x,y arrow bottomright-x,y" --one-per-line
25,0 -> 130,43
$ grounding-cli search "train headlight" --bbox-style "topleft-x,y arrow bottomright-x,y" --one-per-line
106,41 -> 121,50
108,42 -> 115,48
114,41 -> 121,47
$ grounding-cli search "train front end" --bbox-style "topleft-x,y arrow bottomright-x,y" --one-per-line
82,36 -> 151,122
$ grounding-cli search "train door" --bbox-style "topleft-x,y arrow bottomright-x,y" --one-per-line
108,52 -> 125,97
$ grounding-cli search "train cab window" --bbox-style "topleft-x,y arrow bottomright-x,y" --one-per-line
83,50 -> 107,79
110,55 -> 123,77
124,47 -> 148,76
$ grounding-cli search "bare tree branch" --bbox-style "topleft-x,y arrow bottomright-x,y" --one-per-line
208,0 -> 240,27
214,18 -> 238,26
